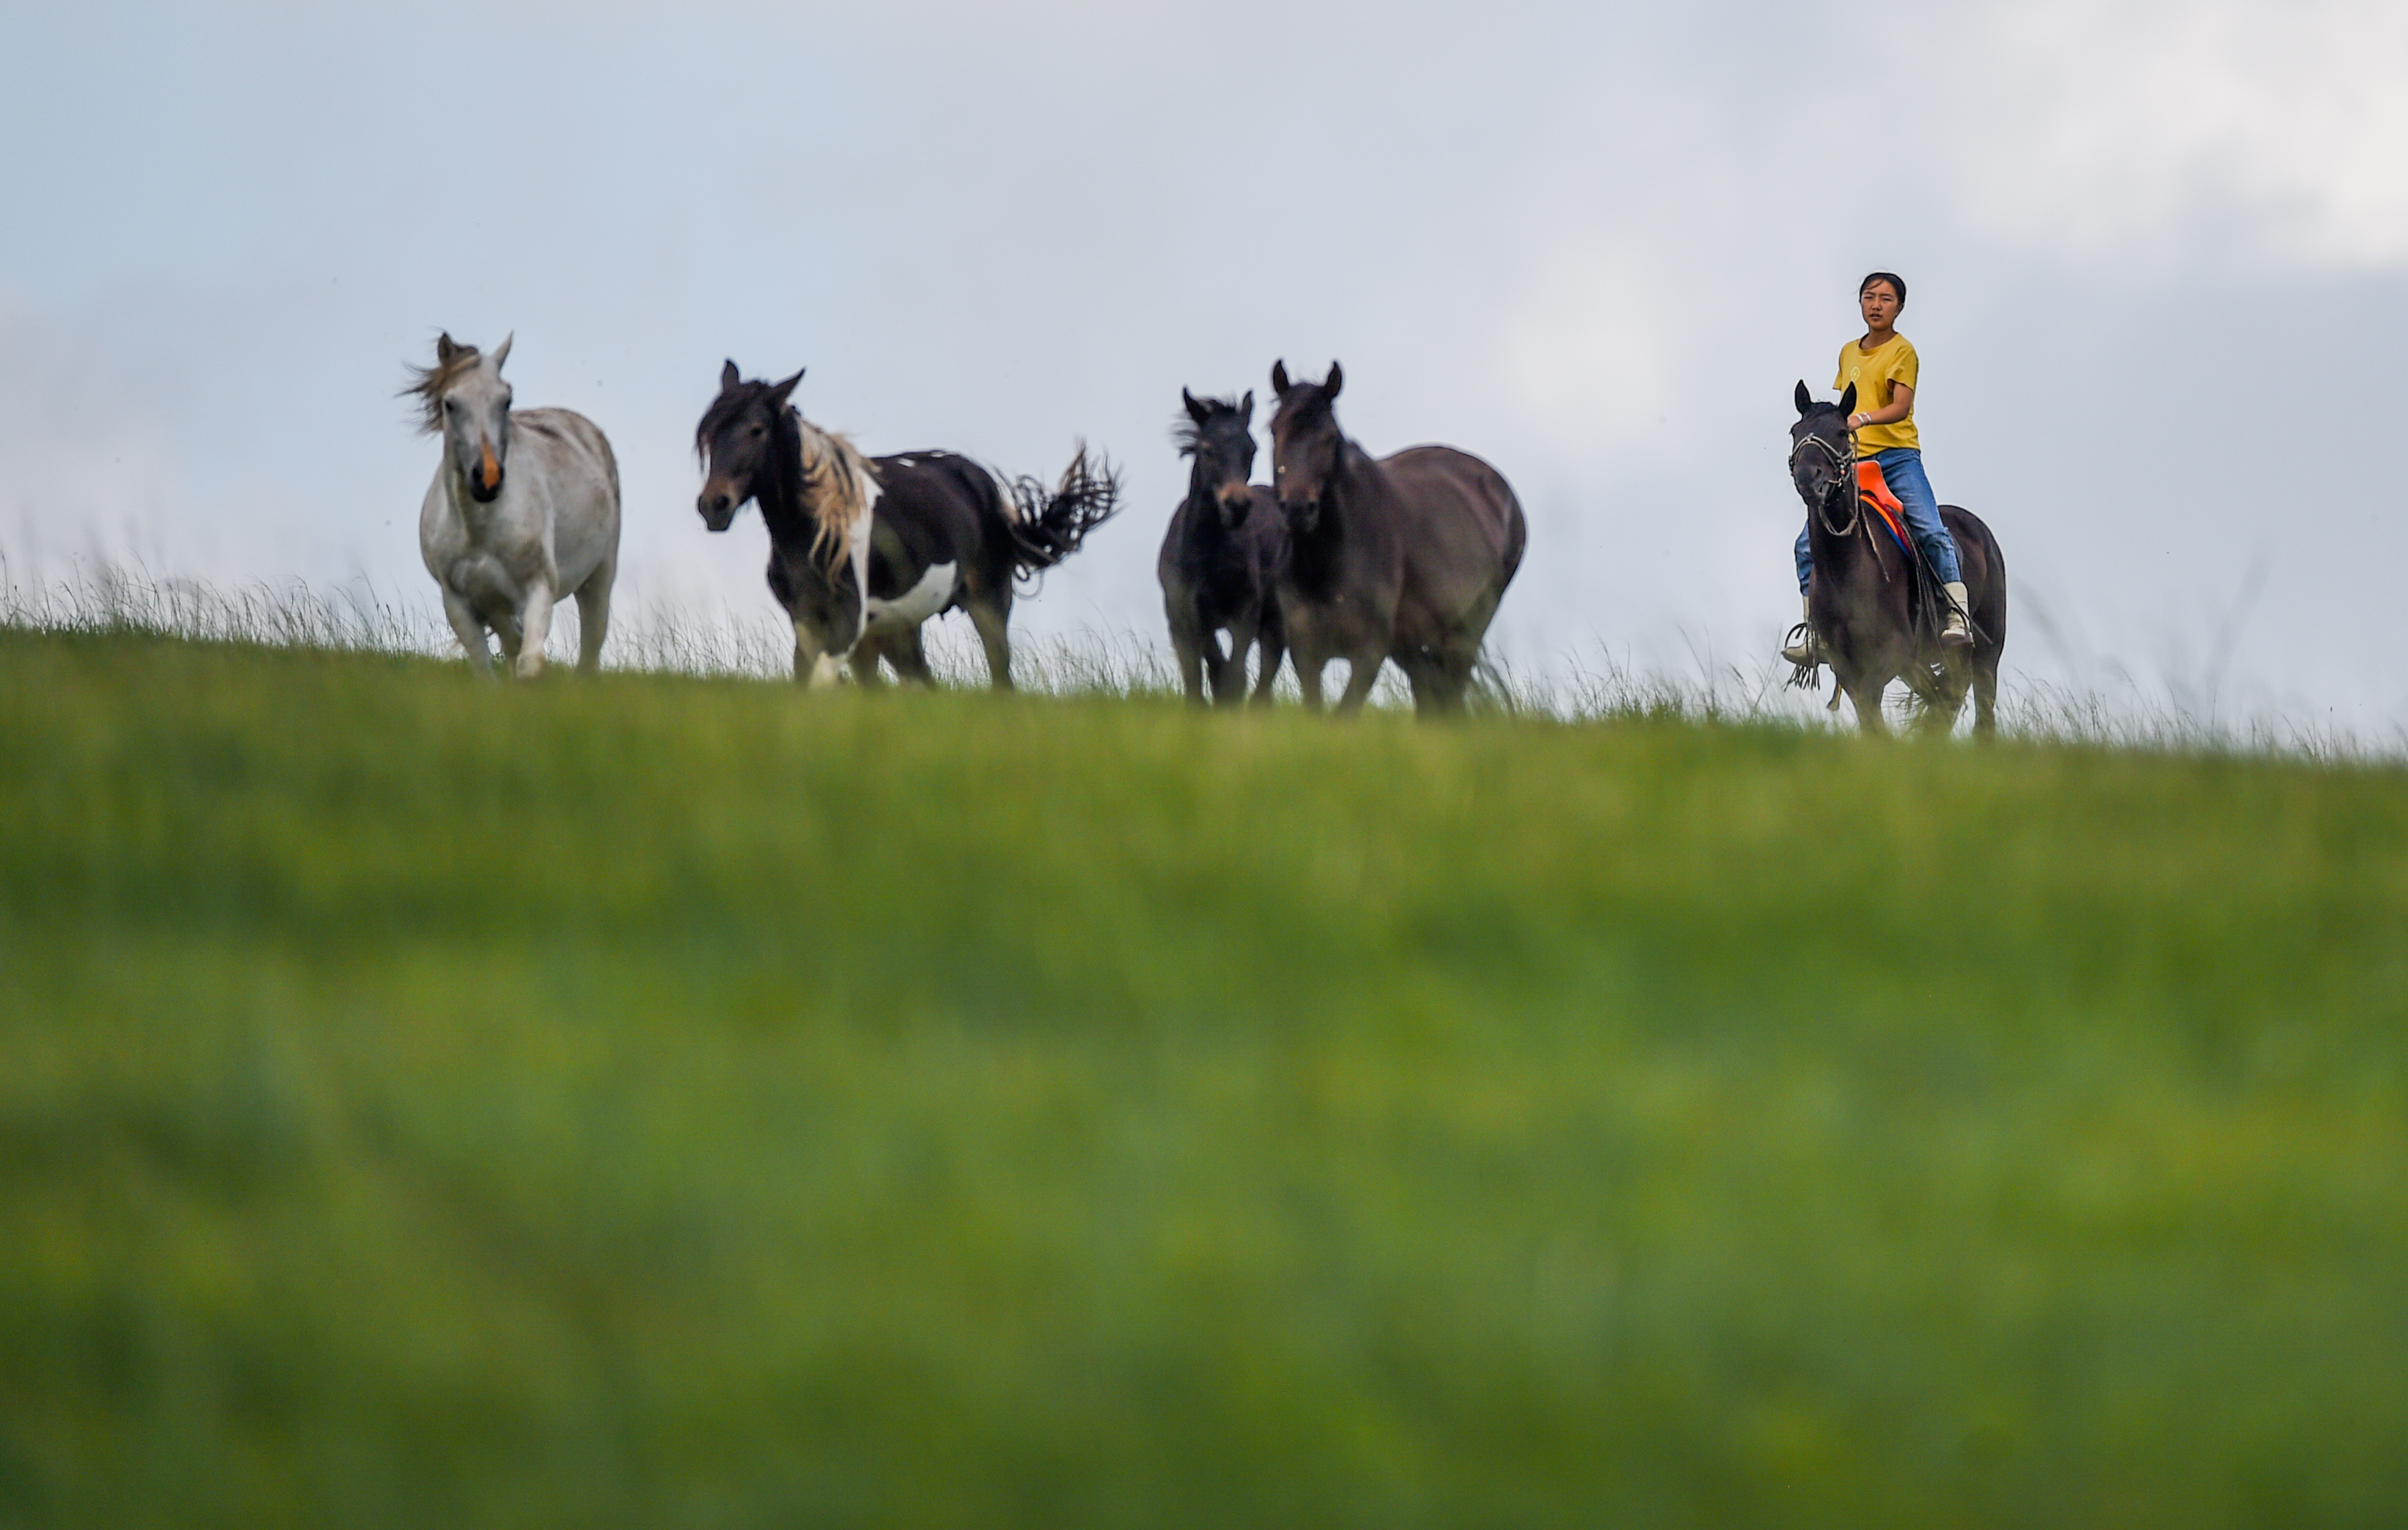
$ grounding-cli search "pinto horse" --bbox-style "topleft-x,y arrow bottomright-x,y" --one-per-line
1268,361 -> 1524,715
696,363 -> 1119,689
1159,389 -> 1285,707
1790,381 -> 2007,735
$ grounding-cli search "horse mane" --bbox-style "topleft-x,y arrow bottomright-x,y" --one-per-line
793,415 -> 880,568
1173,395 -> 1247,458
401,341 -> 484,434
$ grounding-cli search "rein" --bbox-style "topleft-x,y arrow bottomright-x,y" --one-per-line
1792,427 -> 1860,539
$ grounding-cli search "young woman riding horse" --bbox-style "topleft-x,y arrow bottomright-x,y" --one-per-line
1784,272 -> 1970,664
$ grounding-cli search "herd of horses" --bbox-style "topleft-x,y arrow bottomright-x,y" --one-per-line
411,334 -> 2006,733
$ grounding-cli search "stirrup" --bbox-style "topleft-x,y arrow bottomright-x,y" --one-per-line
1781,622 -> 1823,667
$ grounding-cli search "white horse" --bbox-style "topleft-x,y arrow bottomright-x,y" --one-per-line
410,333 -> 620,677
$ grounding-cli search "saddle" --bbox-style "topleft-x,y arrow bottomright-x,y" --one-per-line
1854,462 -> 1913,560
1852,461 -> 1963,653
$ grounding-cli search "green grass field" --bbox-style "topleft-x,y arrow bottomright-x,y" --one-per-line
3,627 -> 2405,1528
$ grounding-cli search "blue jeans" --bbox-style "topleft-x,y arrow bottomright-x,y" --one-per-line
1794,447 -> 1961,594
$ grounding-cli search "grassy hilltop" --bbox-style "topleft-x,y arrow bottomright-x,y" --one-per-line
2,628 -> 2405,1529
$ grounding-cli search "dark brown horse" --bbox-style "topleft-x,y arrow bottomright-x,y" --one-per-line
696,363 -> 1118,689
1159,389 -> 1285,707
1790,381 -> 2007,734
1267,361 -> 1525,715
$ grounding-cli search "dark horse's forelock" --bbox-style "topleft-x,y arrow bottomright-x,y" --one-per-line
1173,394 -> 1248,457
401,343 -> 484,435
1271,382 -> 1336,436
695,379 -> 774,462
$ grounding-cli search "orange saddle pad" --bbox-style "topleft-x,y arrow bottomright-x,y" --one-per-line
1854,461 -> 1913,557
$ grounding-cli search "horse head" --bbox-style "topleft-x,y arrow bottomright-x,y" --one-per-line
1178,387 -> 1257,530
410,332 -> 514,504
695,360 -> 804,531
1269,359 -> 1345,533
1789,379 -> 1858,513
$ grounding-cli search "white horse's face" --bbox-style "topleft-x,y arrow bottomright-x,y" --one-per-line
441,336 -> 515,503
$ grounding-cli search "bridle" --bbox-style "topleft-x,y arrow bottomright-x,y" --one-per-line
1790,424 -> 1860,538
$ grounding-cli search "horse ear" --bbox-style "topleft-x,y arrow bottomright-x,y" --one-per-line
721,359 -> 742,393
489,333 -> 513,373
436,332 -> 458,363
1271,360 -> 1291,397
1324,361 -> 1343,401
1182,387 -> 1210,425
1794,380 -> 1813,416
1238,390 -> 1254,423
1838,383 -> 1857,416
770,368 -> 804,405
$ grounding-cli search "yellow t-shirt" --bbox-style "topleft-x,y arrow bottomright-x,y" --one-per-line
1835,334 -> 1920,453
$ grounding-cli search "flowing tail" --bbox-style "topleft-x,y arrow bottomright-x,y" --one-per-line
1001,444 -> 1122,576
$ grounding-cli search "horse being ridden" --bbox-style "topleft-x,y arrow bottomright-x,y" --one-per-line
1788,382 -> 2007,735
695,363 -> 1120,689
1160,389 -> 1285,707
1268,361 -> 1525,716
410,333 -> 620,677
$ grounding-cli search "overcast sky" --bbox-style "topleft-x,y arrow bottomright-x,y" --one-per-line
5,0 -> 2404,735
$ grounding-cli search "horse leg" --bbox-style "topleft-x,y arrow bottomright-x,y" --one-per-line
791,617 -> 841,689
1843,671 -> 1889,734
1430,635 -> 1483,717
1972,654 -> 2001,739
1252,619 -> 1285,708
1173,634 -> 1206,706
440,590 -> 495,678
1907,655 -> 1965,737
1939,658 -> 1974,737
967,594 -> 1013,691
1169,603 -> 1208,706
1211,613 -> 1252,710
1334,644 -> 1387,716
890,625 -> 936,686
572,557 -> 614,676
1397,649 -> 1443,718
1292,646 -> 1328,712
1281,607 -> 1325,712
511,581 -> 556,679
849,640 -> 886,689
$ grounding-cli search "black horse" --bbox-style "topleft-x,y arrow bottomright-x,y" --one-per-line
1790,381 -> 2007,734
1159,389 -> 1285,707
1267,361 -> 1526,715
697,363 -> 1119,688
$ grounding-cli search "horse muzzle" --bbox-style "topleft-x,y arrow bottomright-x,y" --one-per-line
1216,486 -> 1253,528
1281,497 -> 1320,532
465,442 -> 504,502
697,484 -> 741,532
